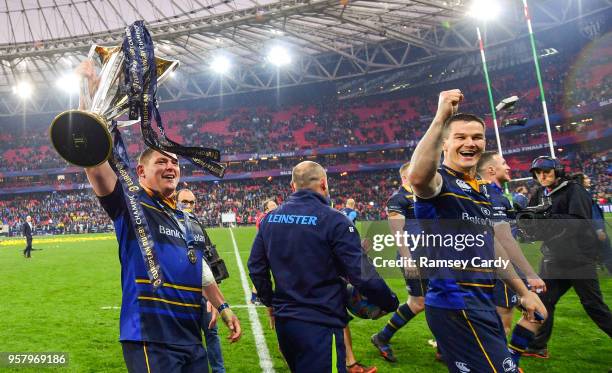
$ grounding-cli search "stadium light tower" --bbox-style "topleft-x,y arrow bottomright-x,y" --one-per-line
210,55 -> 231,75
522,0 -> 556,158
469,0 -> 503,156
266,46 -> 291,67
12,81 -> 33,99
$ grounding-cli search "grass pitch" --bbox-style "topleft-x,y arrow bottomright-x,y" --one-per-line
0,223 -> 610,372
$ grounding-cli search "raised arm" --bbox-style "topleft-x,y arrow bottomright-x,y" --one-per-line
75,59 -> 118,197
84,164 -> 117,197
407,90 -> 463,198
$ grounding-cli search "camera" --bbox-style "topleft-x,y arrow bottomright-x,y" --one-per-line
516,198 -> 552,241
203,242 -> 229,284
200,230 -> 230,283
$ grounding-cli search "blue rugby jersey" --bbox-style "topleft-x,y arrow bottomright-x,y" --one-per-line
485,182 -> 515,221
414,165 -> 496,310
486,182 -> 519,237
387,184 -> 420,235
99,181 -> 205,345
340,207 -> 358,224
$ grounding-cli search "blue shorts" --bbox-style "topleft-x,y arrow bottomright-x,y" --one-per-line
405,277 -> 428,297
494,280 -> 519,308
425,306 -> 517,373
122,341 -> 208,373
275,317 -> 346,373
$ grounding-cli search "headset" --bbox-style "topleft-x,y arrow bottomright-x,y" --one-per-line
529,156 -> 565,179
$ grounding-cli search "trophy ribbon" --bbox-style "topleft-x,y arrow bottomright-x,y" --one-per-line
108,120 -> 164,289
122,21 -> 226,178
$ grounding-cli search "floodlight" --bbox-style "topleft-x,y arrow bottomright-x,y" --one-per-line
56,73 -> 80,95
12,81 -> 33,99
266,46 -> 291,67
210,55 -> 231,74
468,0 -> 500,21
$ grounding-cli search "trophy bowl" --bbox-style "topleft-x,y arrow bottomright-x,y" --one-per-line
49,110 -> 113,167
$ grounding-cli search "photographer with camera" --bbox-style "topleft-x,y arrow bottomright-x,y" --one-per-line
519,156 -> 612,358
177,188 -> 230,373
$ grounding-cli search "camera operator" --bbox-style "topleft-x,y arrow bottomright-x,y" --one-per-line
520,156 -> 612,358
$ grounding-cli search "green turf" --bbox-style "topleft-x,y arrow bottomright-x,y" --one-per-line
0,222 -> 611,372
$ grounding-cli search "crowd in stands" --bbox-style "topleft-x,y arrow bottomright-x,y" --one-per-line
1,147 -> 610,237
1,190 -> 112,236
0,41 -> 609,173
0,31 -> 609,236
1,169 -> 398,236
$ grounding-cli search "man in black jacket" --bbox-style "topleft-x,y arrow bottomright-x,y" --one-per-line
521,156 -> 612,358
22,215 -> 33,258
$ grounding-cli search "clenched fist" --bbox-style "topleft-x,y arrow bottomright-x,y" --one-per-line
435,89 -> 464,122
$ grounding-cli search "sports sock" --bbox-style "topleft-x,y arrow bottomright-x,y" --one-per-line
508,324 -> 535,366
378,303 -> 415,342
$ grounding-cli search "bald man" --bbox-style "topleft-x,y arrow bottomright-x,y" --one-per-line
340,198 -> 358,224
248,161 -> 399,373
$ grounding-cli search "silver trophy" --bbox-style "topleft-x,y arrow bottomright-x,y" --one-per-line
49,44 -> 178,167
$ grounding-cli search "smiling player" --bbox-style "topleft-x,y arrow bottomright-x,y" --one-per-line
407,90 -> 547,373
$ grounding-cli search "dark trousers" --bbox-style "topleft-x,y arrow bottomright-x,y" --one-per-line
275,317 -> 346,373
599,236 -> 612,273
201,301 -> 225,373
530,276 -> 612,349
23,238 -> 32,258
122,341 -> 208,373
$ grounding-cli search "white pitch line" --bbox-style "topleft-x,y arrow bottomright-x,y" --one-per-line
229,228 -> 275,373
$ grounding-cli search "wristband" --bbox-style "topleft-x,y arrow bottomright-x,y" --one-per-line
217,302 -> 230,313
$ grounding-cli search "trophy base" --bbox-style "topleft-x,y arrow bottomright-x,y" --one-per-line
49,110 -> 113,168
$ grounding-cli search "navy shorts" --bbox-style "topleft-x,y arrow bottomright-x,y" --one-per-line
405,277 -> 429,297
425,306 -> 517,373
493,279 -> 519,308
122,341 -> 208,373
275,317 -> 346,373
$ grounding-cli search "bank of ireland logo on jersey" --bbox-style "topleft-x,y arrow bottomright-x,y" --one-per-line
481,207 -> 491,216
456,179 -> 472,192
455,361 -> 471,372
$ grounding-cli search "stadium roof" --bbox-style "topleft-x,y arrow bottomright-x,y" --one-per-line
0,0 -> 610,115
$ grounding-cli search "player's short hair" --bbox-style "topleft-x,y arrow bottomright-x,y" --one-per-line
291,161 -> 326,189
442,113 -> 486,138
399,162 -> 410,178
477,151 -> 498,173
346,198 -> 355,208
261,199 -> 276,212
138,148 -> 177,165
138,148 -> 158,165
